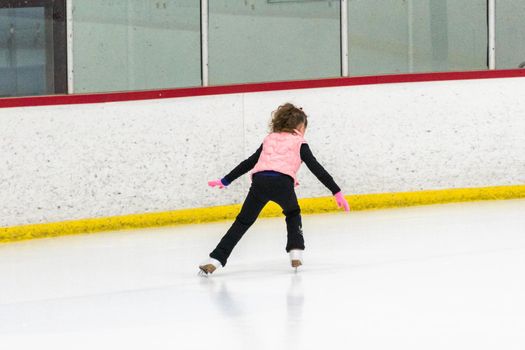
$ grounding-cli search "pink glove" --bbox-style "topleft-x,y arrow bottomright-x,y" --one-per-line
208,179 -> 226,189
334,192 -> 350,212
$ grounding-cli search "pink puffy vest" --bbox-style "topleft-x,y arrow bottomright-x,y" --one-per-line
251,130 -> 306,186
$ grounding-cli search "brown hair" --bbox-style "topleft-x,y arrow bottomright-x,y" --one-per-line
270,103 -> 308,133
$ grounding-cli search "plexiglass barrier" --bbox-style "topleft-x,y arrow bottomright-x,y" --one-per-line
1,0 -> 524,98
0,1 -> 66,97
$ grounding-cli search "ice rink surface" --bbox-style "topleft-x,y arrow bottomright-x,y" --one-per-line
1,199 -> 525,350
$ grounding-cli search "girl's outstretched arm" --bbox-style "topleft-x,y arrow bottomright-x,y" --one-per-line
301,144 -> 349,211
300,144 -> 341,194
219,145 -> 263,186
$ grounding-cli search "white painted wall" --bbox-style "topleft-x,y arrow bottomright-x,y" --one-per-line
1,77 -> 525,227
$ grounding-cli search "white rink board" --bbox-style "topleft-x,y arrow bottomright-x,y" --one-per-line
1,77 -> 525,226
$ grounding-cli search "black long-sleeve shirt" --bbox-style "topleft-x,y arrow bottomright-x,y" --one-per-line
221,144 -> 341,194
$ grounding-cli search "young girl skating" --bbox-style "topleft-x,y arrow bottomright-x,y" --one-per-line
200,103 -> 349,275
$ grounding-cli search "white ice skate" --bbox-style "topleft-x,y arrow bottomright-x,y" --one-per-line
289,249 -> 303,272
198,258 -> 222,277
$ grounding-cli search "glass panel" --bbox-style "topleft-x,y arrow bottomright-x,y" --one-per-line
0,7 -> 48,97
496,2 -> 525,69
72,0 -> 201,93
209,0 -> 341,85
348,0 -> 487,76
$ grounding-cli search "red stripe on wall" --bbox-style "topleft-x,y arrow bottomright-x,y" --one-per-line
1,69 -> 524,109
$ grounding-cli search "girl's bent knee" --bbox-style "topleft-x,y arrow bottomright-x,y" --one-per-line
284,208 -> 301,218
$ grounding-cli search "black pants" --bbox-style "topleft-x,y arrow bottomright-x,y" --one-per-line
210,173 -> 304,267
